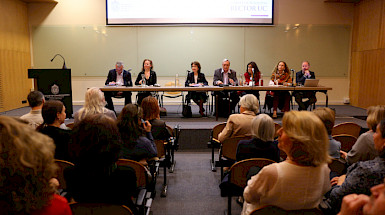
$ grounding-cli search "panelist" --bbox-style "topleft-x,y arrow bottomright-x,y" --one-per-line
241,61 -> 261,99
294,61 -> 317,110
104,61 -> 132,111
185,61 -> 208,117
213,59 -> 240,117
270,61 -> 292,118
135,59 -> 157,105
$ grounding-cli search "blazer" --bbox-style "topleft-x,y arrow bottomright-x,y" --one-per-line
213,68 -> 238,86
296,70 -> 316,85
105,69 -> 133,87
135,71 -> 157,86
185,72 -> 208,86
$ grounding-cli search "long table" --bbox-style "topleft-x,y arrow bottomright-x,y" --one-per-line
100,85 -> 332,120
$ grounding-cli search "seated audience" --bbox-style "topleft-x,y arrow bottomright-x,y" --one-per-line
325,119 -> 385,213
0,116 -> 71,215
236,114 -> 280,162
65,114 -> 137,213
20,90 -> 45,129
242,111 -> 331,215
37,100 -> 72,161
313,107 -> 341,159
141,96 -> 172,141
117,104 -> 158,162
218,94 -> 259,143
73,87 -> 116,125
341,105 -> 385,165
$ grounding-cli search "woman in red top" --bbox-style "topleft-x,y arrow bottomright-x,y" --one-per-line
270,61 -> 292,118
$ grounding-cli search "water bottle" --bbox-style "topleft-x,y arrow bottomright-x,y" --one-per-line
259,73 -> 264,86
175,74 -> 179,87
141,74 -> 145,86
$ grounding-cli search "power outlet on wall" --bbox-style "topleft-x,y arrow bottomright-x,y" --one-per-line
343,98 -> 350,104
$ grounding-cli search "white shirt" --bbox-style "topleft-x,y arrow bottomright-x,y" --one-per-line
116,71 -> 124,85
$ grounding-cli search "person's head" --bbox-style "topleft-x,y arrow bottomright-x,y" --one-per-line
142,59 -> 153,71
302,61 -> 310,71
251,114 -> 275,142
274,61 -> 289,73
374,119 -> 385,157
222,59 -> 230,72
278,111 -> 330,166
41,100 -> 66,126
141,96 -> 160,120
247,61 -> 260,74
313,107 -> 335,135
85,87 -> 106,110
71,114 -> 121,168
115,61 -> 123,73
367,105 -> 385,131
0,116 -> 56,213
191,61 -> 201,74
239,94 -> 259,114
363,181 -> 385,215
117,104 -> 143,146
27,90 -> 45,108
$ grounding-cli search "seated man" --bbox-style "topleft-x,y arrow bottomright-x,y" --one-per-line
213,59 -> 240,117
104,61 -> 132,111
294,61 -> 317,110
20,90 -> 45,129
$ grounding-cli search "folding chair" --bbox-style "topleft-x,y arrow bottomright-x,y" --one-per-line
332,134 -> 357,152
160,81 -> 184,107
54,159 -> 75,197
154,139 -> 170,197
332,122 -> 361,138
250,205 -> 323,215
166,124 -> 180,173
207,122 -> 227,172
70,203 -> 134,215
328,158 -> 347,177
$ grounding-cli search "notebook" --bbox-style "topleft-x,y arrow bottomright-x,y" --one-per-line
304,79 -> 319,87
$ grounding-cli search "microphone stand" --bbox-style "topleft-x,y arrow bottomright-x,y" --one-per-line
50,54 -> 67,69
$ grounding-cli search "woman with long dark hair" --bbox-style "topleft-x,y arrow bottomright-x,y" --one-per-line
185,61 -> 209,116
135,59 -> 157,105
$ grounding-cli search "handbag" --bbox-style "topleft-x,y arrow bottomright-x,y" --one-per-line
182,102 -> 192,118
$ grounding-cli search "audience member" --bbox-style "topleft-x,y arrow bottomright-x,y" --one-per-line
242,111 -> 331,215
141,96 -> 172,141
218,94 -> 258,142
37,100 -> 72,161
135,59 -> 157,105
73,87 -> 116,124
117,104 -> 158,162
0,116 -> 71,215
104,61 -> 133,111
270,61 -> 292,118
20,90 -> 45,129
65,114 -> 137,213
341,105 -> 385,165
294,61 -> 317,110
185,61 -> 209,116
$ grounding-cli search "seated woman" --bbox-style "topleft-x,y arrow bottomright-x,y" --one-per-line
117,104 -> 158,162
241,61 -> 261,99
236,114 -> 280,162
269,61 -> 292,118
73,87 -> 116,125
242,111 -> 331,215
185,61 -> 209,116
218,94 -> 259,143
141,96 -> 172,141
325,119 -> 385,214
0,116 -> 71,215
135,59 -> 157,105
65,114 -> 137,213
37,100 -> 72,161
341,105 -> 385,165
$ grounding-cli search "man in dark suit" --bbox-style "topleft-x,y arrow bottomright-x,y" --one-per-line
213,59 -> 239,117
104,61 -> 132,111
294,61 -> 317,110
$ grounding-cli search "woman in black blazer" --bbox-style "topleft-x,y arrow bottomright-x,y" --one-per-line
185,61 -> 208,116
135,59 -> 157,105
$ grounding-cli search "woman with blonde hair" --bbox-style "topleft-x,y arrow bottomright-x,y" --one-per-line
242,111 -> 331,215
0,116 -> 71,214
74,87 -> 116,124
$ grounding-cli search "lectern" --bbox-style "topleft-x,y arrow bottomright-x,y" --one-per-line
28,69 -> 73,117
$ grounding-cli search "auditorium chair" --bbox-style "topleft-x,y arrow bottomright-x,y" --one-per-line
70,203 -> 133,215
250,205 -> 323,215
54,159 -> 75,197
332,134 -> 357,152
332,122 -> 361,138
166,124 -> 180,173
207,122 -> 227,172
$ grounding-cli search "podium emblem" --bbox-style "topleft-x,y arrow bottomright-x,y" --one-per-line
51,84 -> 59,95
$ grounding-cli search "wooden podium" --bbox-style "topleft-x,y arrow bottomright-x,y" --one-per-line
28,69 -> 73,117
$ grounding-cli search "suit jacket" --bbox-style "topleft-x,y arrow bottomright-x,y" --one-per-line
105,69 -> 133,87
135,71 -> 157,86
185,72 -> 208,86
213,68 -> 238,86
218,110 -> 256,142
296,70 -> 315,85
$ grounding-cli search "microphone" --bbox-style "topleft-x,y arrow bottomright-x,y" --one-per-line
187,70 -> 191,73
127,68 -> 132,72
50,54 -> 67,69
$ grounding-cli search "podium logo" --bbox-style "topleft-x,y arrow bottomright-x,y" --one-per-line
51,84 -> 59,95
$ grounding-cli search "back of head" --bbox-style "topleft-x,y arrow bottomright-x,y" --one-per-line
239,94 -> 259,113
27,91 -> 44,108
0,116 -> 56,213
78,87 -> 106,121
40,100 -> 63,126
251,114 -> 275,142
282,111 -> 331,166
313,107 -> 335,135
367,105 -> 385,131
117,104 -> 142,145
141,96 -> 160,120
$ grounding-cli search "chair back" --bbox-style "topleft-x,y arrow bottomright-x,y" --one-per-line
221,136 -> 252,161
54,159 -> 75,190
332,122 -> 361,138
229,158 -> 275,188
155,139 -> 166,158
116,159 -> 148,188
212,122 -> 227,141
328,158 -> 347,176
70,203 -> 133,215
332,134 -> 357,152
250,205 -> 323,215
274,123 -> 282,139
66,122 -> 74,129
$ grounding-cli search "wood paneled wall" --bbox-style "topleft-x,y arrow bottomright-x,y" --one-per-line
350,0 -> 385,108
0,0 -> 32,112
